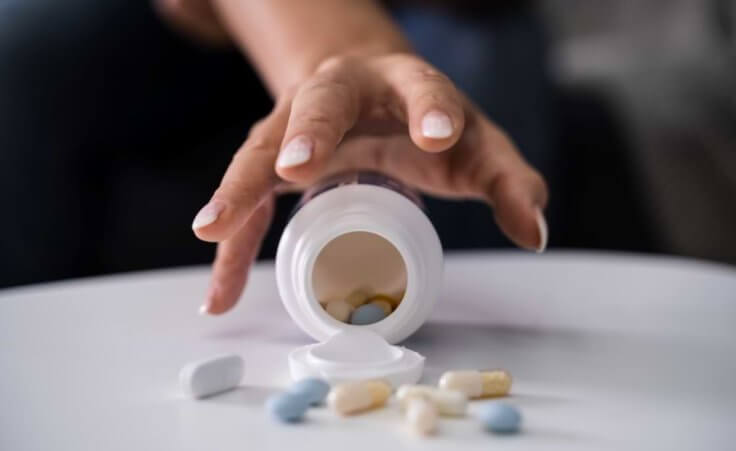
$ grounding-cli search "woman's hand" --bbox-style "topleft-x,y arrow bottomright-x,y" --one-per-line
191,53 -> 548,315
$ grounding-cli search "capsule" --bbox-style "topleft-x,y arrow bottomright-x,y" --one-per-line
367,293 -> 400,308
345,288 -> 372,307
405,397 -> 438,435
327,379 -> 391,415
438,370 -> 511,399
325,299 -> 354,322
396,385 -> 467,416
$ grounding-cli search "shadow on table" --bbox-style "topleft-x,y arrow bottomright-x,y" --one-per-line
203,386 -> 279,406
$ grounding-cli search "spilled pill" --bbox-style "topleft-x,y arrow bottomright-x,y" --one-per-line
289,377 -> 330,406
438,370 -> 511,399
478,402 -> 521,434
405,396 -> 438,435
350,303 -> 387,325
327,379 -> 391,415
179,354 -> 244,399
396,385 -> 467,416
326,299 -> 354,322
266,392 -> 310,423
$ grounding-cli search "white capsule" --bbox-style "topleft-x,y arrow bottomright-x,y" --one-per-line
325,299 -> 354,322
179,354 -> 243,399
405,397 -> 438,435
438,370 -> 511,399
396,385 -> 467,416
327,379 -> 391,415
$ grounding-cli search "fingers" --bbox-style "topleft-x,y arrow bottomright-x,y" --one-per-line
154,0 -> 231,45
192,100 -> 290,242
379,55 -> 465,152
201,198 -> 274,315
472,124 -> 549,252
274,57 -> 365,183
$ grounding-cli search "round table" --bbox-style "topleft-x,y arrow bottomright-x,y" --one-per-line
1,251 -> 735,450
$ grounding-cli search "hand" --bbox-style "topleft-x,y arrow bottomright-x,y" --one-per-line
191,53 -> 549,315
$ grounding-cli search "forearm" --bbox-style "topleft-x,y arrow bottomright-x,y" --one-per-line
211,0 -> 412,96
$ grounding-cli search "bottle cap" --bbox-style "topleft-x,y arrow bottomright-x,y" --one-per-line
289,329 -> 424,386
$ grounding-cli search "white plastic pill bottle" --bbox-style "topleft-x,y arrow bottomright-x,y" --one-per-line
275,171 -> 443,386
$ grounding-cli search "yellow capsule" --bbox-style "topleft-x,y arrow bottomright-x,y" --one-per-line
405,397 -> 438,435
396,385 -> 467,416
345,288 -> 372,308
369,299 -> 393,315
325,299 -> 354,322
367,293 -> 399,308
438,370 -> 511,399
327,379 -> 391,415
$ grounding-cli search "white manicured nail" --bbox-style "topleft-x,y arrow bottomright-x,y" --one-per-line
421,111 -> 453,139
277,136 -> 313,168
192,201 -> 224,230
535,208 -> 548,253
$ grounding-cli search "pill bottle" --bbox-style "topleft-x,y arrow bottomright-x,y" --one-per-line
275,171 -> 443,386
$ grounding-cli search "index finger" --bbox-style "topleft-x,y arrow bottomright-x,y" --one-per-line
191,100 -> 290,242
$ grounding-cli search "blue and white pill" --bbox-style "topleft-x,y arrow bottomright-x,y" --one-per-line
350,303 -> 387,325
478,402 -> 522,434
266,392 -> 310,423
289,378 -> 330,406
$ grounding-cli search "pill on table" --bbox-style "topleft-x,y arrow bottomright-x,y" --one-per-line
289,377 -> 330,406
405,397 -> 438,435
327,379 -> 391,415
478,402 -> 521,434
396,385 -> 467,416
369,299 -> 393,315
350,303 -> 387,325
266,392 -> 310,423
438,370 -> 511,399
345,288 -> 372,307
179,354 -> 244,399
326,299 -> 354,322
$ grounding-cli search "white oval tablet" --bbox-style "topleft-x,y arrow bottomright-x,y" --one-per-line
179,354 -> 244,399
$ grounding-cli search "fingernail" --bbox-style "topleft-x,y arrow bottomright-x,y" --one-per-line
192,201 -> 225,230
199,283 -> 219,315
535,208 -> 548,253
421,111 -> 453,139
276,135 -> 313,168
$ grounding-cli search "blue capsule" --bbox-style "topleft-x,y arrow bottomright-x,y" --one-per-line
350,303 -> 387,325
289,378 -> 330,406
478,402 -> 522,434
265,392 -> 310,423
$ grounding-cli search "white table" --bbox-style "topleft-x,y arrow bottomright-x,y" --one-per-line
1,251 -> 735,450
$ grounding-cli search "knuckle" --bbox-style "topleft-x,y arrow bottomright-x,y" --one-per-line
316,55 -> 355,74
413,66 -> 453,86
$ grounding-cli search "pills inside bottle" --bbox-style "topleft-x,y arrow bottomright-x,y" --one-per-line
313,231 -> 406,325
276,171 -> 443,345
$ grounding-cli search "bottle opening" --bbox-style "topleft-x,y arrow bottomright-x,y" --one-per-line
312,231 -> 407,325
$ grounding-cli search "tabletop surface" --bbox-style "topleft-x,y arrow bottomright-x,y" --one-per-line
1,251 -> 735,451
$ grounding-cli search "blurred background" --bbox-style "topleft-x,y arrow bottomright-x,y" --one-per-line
1,0 -> 735,288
